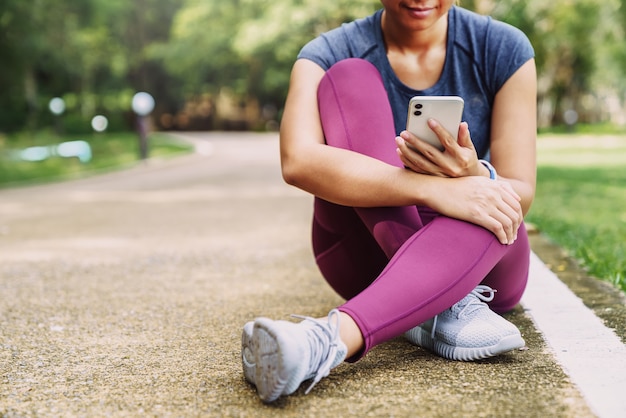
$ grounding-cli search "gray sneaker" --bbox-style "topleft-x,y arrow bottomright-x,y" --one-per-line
405,285 -> 525,361
241,309 -> 347,402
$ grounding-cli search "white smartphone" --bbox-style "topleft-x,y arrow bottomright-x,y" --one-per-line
405,96 -> 464,150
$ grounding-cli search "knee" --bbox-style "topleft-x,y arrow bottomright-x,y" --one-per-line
320,58 -> 383,92
326,58 -> 379,74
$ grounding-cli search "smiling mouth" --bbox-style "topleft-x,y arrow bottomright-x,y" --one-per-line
407,8 -> 434,18
405,4 -> 436,16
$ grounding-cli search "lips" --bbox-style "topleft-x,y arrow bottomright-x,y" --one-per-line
405,5 -> 436,19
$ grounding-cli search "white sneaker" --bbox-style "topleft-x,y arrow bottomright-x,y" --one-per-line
241,309 -> 347,402
405,285 -> 525,361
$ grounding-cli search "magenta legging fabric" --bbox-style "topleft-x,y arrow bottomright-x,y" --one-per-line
313,58 -> 530,360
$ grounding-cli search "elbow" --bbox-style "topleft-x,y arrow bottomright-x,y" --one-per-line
281,147 -> 323,192
521,185 -> 536,217
281,163 -> 299,187
522,197 -> 534,217
280,152 -> 306,188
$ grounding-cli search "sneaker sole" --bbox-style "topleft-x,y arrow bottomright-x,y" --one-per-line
435,333 -> 525,361
407,327 -> 525,361
241,322 -> 256,385
252,318 -> 304,403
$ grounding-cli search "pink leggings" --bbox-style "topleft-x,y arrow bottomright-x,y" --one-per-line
312,59 -> 530,360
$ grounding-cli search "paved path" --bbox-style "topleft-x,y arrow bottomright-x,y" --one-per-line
0,132 -> 623,417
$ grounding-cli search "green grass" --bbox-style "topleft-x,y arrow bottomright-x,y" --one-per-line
0,130 -> 193,188
527,134 -> 626,292
538,122 -> 626,135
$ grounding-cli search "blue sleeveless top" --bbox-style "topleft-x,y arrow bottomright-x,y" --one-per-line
297,6 -> 535,158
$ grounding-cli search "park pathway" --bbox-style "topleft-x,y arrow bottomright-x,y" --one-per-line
0,132 -> 623,417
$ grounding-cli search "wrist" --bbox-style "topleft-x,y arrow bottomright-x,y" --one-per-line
478,159 -> 498,180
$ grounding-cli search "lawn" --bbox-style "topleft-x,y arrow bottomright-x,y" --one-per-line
528,134 -> 626,292
0,130 -> 193,188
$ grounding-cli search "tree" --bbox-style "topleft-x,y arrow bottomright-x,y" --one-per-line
484,0 -> 624,126
0,0 -> 184,135
1,0 -> 625,134
150,0 -> 381,127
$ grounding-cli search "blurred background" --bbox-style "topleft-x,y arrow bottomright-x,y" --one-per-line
1,0 -> 625,136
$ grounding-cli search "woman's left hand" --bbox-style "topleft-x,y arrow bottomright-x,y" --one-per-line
395,119 -> 484,178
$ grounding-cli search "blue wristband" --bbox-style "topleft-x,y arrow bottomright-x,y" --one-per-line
478,159 -> 498,180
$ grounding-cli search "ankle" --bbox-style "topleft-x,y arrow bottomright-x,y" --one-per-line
338,311 -> 364,359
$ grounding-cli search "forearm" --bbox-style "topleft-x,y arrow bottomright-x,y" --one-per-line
282,136 -> 523,245
281,142 -> 434,208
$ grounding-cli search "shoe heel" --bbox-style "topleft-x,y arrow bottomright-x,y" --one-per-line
253,322 -> 287,402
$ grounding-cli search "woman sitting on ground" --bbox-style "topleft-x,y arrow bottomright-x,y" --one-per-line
242,0 -> 536,403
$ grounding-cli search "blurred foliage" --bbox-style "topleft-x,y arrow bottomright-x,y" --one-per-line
0,131 -> 193,187
1,0 -> 625,136
149,0 -> 381,103
0,0 -> 184,134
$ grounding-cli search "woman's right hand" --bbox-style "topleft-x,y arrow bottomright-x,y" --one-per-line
427,176 -> 523,245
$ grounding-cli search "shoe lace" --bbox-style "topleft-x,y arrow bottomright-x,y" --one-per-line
430,285 -> 496,338
457,285 -> 496,317
291,309 -> 342,394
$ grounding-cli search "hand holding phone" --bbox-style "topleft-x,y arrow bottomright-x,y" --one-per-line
405,96 -> 464,151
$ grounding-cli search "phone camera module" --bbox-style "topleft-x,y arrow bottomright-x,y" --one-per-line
414,103 -> 423,110
414,110 -> 422,116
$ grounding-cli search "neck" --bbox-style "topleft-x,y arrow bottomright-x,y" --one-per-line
381,10 -> 449,53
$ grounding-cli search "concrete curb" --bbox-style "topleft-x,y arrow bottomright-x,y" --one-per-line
523,252 -> 626,417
